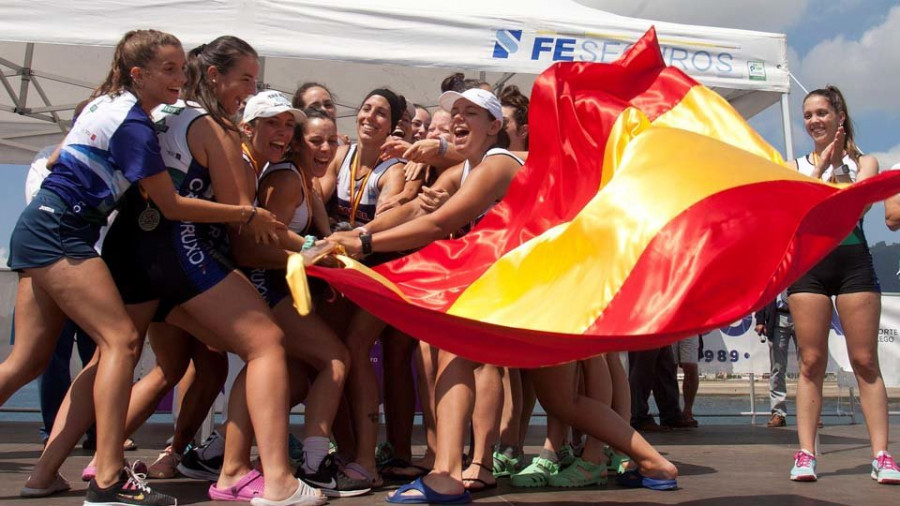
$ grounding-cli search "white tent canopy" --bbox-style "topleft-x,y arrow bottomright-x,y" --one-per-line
0,0 -> 791,164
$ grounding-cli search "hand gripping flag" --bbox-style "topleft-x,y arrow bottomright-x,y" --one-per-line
295,28 -> 900,368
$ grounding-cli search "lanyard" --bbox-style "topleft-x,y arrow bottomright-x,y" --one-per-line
242,144 -> 263,176
348,147 -> 373,226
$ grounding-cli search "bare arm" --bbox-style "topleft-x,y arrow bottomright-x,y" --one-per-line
330,157 -> 519,256
318,144 -> 347,203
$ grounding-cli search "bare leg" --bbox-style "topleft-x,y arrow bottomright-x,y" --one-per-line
342,308 -> 387,477
680,362 -> 699,422
171,342 -> 229,453
0,276 -> 66,405
530,363 -> 677,481
517,370 -> 537,449
836,292 -> 889,456
579,356 -> 611,465
179,273 -> 297,502
498,368 -> 522,448
789,293 -> 832,453
462,364 -> 501,489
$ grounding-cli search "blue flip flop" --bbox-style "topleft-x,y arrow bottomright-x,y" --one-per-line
616,469 -> 677,491
386,477 -> 472,504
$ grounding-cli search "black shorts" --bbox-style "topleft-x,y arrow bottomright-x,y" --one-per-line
788,243 -> 880,297
8,189 -> 101,270
104,217 -> 234,311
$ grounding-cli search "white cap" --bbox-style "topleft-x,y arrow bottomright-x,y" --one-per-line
242,90 -> 306,124
439,88 -> 502,121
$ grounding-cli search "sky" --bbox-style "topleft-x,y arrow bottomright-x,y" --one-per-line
2,1 -> 900,267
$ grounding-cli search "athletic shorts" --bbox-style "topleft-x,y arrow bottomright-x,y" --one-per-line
788,243 -> 880,297
104,217 -> 234,311
672,335 -> 700,364
8,189 -> 101,270
243,267 -> 290,308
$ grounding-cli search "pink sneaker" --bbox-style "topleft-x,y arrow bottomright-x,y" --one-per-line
209,469 -> 265,501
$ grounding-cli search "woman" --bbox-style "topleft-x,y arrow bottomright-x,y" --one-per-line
329,88 -> 678,502
24,36 -> 325,506
787,86 -> 899,484
6,30 -> 283,505
317,88 -> 407,486
235,93 -> 370,497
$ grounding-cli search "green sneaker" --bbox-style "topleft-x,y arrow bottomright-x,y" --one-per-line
492,450 -> 520,478
548,458 -> 608,488
604,447 -> 631,475
558,444 -> 576,468
511,456 -> 559,488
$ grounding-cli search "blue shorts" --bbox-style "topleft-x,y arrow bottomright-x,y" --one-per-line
8,189 -> 101,271
104,211 -> 234,310
243,267 -> 290,308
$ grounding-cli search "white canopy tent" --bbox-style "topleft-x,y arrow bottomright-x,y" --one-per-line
0,0 -> 793,165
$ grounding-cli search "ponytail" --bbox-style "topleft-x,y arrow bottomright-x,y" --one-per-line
94,29 -> 181,99
182,36 -> 258,133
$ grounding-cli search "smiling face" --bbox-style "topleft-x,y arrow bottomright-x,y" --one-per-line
244,111 -> 296,163
426,110 -> 451,140
502,105 -> 528,151
133,44 -> 186,112
357,94 -> 392,144
411,107 -> 431,142
209,55 -> 259,115
301,86 -> 336,118
295,117 -> 339,177
803,94 -> 844,148
449,98 -> 501,158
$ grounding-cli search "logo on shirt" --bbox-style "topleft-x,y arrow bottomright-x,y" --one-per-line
38,205 -> 55,214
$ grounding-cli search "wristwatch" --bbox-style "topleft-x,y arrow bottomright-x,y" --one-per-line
833,163 -> 849,177
359,232 -> 373,255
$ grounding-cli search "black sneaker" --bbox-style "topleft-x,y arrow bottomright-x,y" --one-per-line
296,454 -> 371,498
85,463 -> 177,505
176,431 -> 223,481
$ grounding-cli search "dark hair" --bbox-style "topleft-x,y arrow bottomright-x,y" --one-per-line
499,85 -> 529,149
94,29 -> 182,99
804,85 -> 861,161
299,106 -> 335,133
440,72 -> 491,93
413,103 -> 431,119
363,88 -> 403,130
183,36 -> 257,132
496,121 -> 511,149
292,82 -> 335,109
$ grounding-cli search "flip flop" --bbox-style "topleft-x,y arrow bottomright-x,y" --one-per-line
386,477 -> 472,504
616,469 -> 677,491
20,474 -> 71,498
462,461 -> 497,492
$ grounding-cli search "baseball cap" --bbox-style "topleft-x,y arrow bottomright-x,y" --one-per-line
439,88 -> 502,121
243,90 -> 306,124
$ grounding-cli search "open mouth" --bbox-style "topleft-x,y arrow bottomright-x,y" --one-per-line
453,126 -> 470,144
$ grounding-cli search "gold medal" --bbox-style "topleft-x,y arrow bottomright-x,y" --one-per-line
138,206 -> 161,231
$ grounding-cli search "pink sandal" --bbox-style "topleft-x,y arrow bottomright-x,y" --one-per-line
208,469 -> 265,501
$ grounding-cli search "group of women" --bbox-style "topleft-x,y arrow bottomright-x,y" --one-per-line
0,27 -> 896,506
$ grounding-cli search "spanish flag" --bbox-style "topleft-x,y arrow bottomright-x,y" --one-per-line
302,28 -> 900,367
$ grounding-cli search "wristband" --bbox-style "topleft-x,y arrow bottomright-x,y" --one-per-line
438,137 -> 448,156
245,205 -> 257,224
359,232 -> 373,255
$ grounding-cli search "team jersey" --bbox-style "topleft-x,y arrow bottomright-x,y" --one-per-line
152,100 -> 216,200
42,91 -> 166,223
259,160 -> 313,235
331,143 -> 403,225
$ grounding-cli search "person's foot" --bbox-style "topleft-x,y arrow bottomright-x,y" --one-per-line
632,419 -> 671,432
148,445 -> 182,479
123,438 -> 138,451
249,478 -> 327,506
296,454 -> 371,497
20,474 -> 71,498
492,449 -> 520,478
790,449 -> 817,482
84,463 -> 177,505
872,452 -> 900,485
767,413 -> 787,428
177,431 -> 224,481
461,461 -> 496,492
548,457 -> 608,488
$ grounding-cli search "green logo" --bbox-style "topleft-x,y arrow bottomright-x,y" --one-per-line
748,61 -> 766,81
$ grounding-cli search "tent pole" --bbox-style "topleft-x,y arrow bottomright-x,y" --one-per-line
17,43 -> 34,113
780,93 -> 794,161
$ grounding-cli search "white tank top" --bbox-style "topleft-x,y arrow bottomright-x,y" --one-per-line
259,160 -> 313,235
796,153 -> 859,183
152,100 -> 214,200
456,147 -> 524,236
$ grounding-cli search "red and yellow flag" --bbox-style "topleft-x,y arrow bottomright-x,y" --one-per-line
304,28 -> 900,367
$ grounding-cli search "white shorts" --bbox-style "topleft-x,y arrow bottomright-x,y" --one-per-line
672,335 -> 700,365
